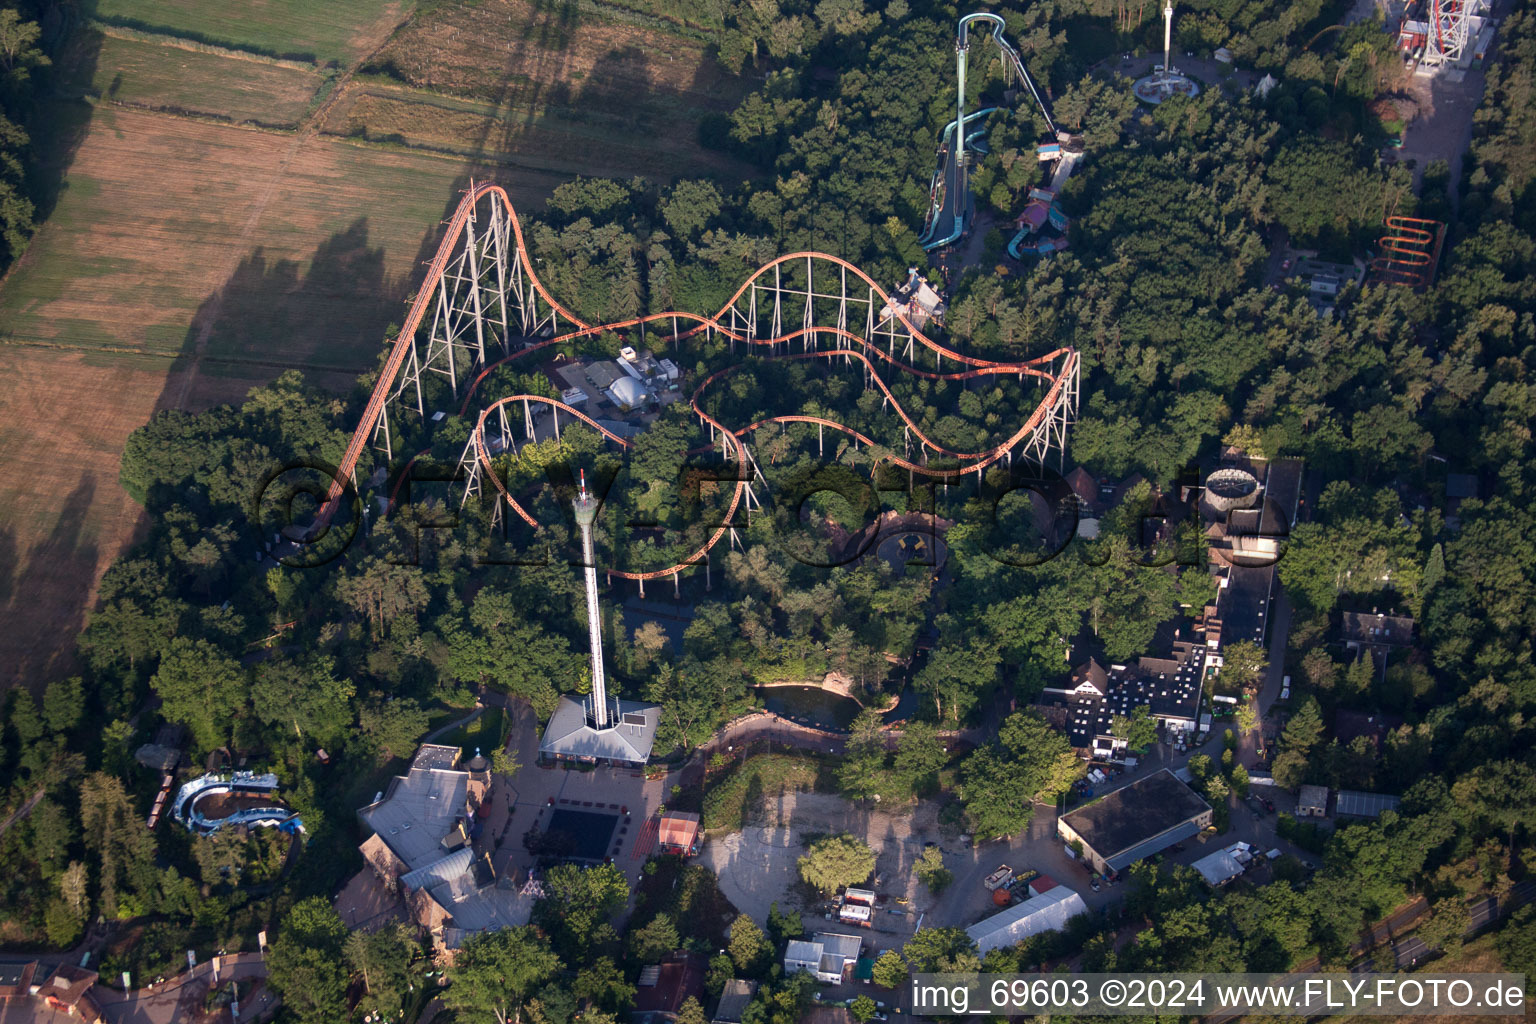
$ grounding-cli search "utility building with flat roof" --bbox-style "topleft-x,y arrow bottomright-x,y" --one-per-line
1057,769 -> 1212,877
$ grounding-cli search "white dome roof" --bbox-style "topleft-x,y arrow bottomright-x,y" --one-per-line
608,376 -> 647,408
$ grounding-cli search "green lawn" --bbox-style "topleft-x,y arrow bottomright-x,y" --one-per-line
88,0 -> 409,65
434,708 -> 510,759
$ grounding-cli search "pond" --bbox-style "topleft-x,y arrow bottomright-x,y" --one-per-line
754,685 -> 864,732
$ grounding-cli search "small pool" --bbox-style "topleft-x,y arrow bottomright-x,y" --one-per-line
755,686 -> 864,732
545,809 -> 618,862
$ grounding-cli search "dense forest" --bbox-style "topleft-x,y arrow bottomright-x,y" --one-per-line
0,0 -> 55,271
2,0 -> 1535,1018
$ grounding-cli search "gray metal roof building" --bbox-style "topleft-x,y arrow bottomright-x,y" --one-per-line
965,886 -> 1089,954
1058,769 -> 1213,876
1334,790 -> 1400,818
540,696 -> 661,766
713,980 -> 758,1024
1191,846 -> 1245,886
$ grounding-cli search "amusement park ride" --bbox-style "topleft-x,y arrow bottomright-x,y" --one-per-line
323,180 -> 1079,595
1131,2 -> 1201,104
1368,215 -> 1445,288
918,12 -> 1084,256
315,12 -> 1084,594
1423,0 -> 1473,67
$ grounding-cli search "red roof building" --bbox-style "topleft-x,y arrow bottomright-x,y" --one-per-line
633,951 -> 706,1024
657,812 -> 701,856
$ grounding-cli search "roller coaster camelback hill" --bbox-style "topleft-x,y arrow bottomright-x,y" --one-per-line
324,182 -> 1079,589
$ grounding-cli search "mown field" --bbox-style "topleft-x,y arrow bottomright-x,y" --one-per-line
0,0 -> 760,690
0,106 -> 568,365
87,0 -> 408,65
62,29 -> 326,127
331,0 -> 754,178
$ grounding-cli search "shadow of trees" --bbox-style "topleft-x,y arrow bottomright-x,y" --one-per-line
0,476 -> 101,690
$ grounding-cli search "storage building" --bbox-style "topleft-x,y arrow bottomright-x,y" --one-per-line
965,886 -> 1088,955
1057,769 -> 1213,876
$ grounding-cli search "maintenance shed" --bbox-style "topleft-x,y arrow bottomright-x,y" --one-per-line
966,885 -> 1088,954
1057,769 -> 1213,876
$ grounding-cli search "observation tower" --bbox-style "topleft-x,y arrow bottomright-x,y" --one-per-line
1132,3 -> 1201,105
539,472 -> 660,767
575,471 -> 616,730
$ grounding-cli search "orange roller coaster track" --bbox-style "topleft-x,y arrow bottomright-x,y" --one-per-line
331,182 -> 1079,584
1369,215 -> 1444,289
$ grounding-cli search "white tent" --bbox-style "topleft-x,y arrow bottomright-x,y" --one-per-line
965,887 -> 1088,954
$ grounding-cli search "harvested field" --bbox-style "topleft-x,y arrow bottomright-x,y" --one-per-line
90,0 -> 409,65
0,107 -> 559,689
0,106 -> 566,371
1,105 -> 293,355
325,84 -> 749,179
342,0 -> 754,179
0,348 -> 161,690
62,29 -> 325,127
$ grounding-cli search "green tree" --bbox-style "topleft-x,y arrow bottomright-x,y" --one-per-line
893,721 -> 947,794
914,644 -> 999,723
358,697 -> 429,761
837,708 -> 891,801
957,712 -> 1080,838
767,901 -> 803,947
44,898 -> 82,948
345,923 -> 418,1019
250,654 -> 355,745
1231,763 -> 1251,797
40,677 -> 83,736
849,995 -> 877,1023
677,997 -> 708,1024
661,180 -> 723,239
536,863 -> 629,957
1236,698 -> 1258,735
572,956 -> 634,1012
151,637 -> 245,750
913,845 -> 951,894
78,774 -> 156,917
1274,697 -> 1326,789
446,926 -> 563,1024
870,949 -> 907,988
337,557 -> 430,633
1112,705 -> 1158,752
630,914 -> 680,962
266,897 -> 350,1024
728,913 -> 769,972
1417,897 -> 1471,958
1220,641 -> 1267,693
902,927 -> 980,972
797,833 -> 877,894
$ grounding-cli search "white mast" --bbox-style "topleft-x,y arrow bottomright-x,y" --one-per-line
1163,2 -> 1174,75
574,471 -> 611,729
